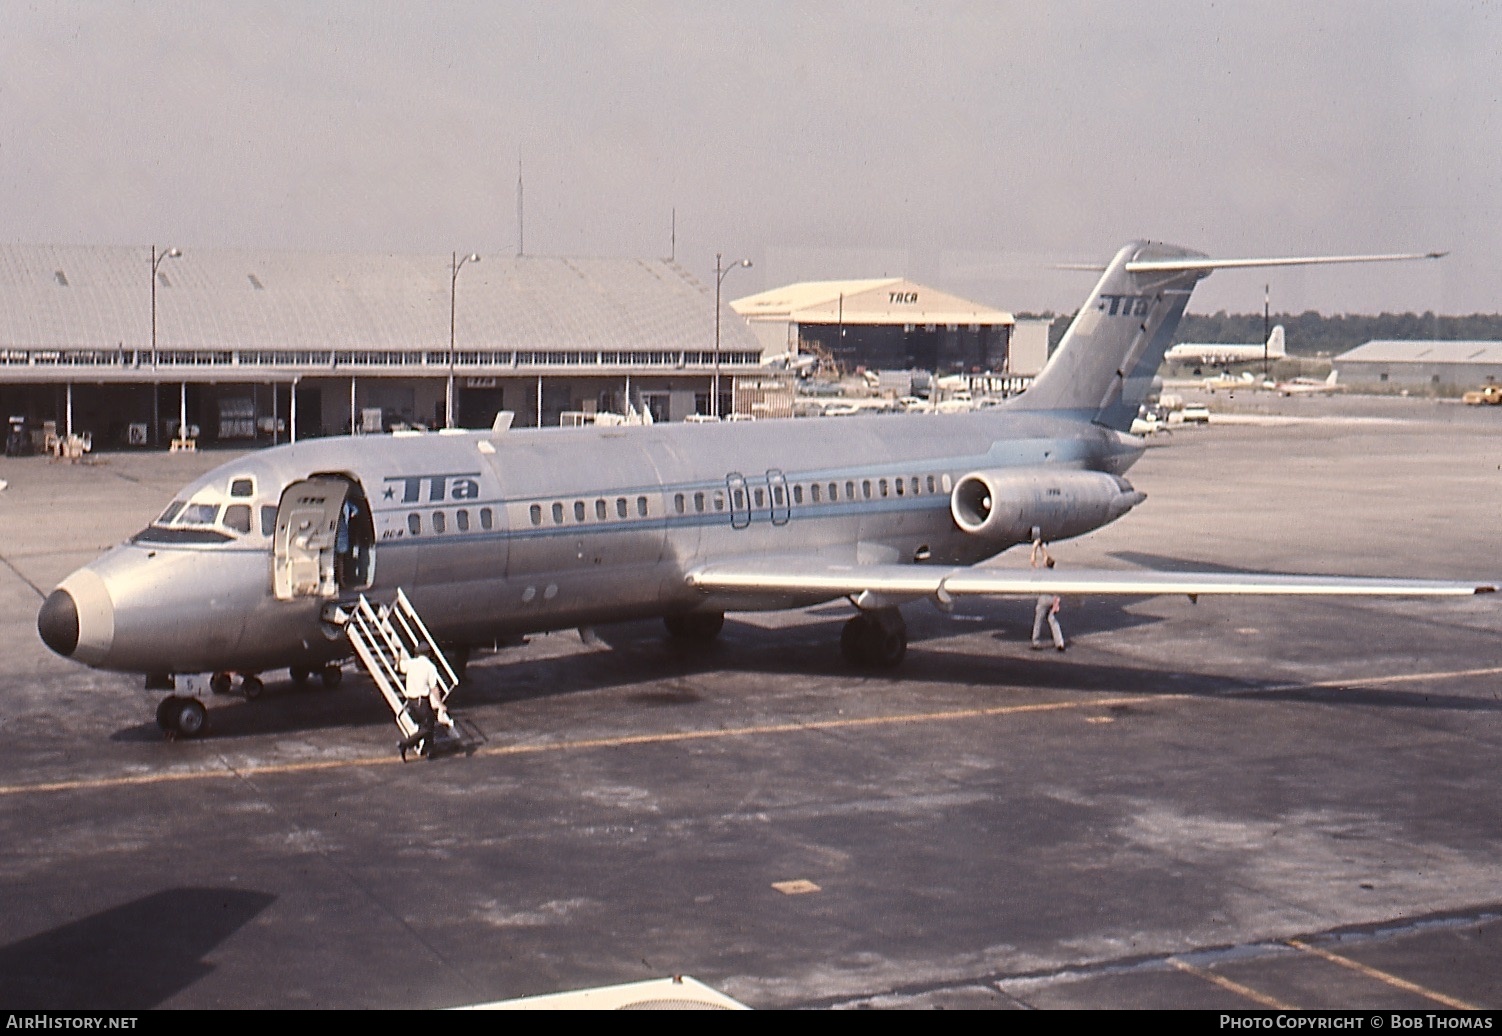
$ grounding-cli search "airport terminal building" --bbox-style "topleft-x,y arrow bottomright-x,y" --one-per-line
0,245 -> 765,448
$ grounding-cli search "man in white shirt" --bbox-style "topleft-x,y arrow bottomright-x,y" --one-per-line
397,644 -> 453,759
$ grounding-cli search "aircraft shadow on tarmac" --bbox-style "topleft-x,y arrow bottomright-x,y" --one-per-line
1108,550 -> 1336,576
106,594 -> 1502,745
100,597 -> 1153,742
0,887 -> 274,1009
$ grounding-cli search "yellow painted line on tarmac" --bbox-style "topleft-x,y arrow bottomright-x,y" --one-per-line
1248,664 -> 1502,695
1286,938 -> 1478,1009
5,660 -> 1495,799
479,694 -> 1159,758
1169,958 -> 1296,1010
0,694 -> 1157,798
0,754 -> 394,796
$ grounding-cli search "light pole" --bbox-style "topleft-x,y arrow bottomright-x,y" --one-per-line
448,251 -> 480,429
713,252 -> 752,418
1262,283 -> 1271,381
150,245 -> 181,445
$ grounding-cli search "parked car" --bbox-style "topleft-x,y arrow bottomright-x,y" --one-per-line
1180,403 -> 1210,424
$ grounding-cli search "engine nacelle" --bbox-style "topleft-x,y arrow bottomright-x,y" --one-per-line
949,468 -> 1145,545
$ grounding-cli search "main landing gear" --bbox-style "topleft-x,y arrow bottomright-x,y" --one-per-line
841,608 -> 907,670
210,671 -> 265,699
661,607 -> 907,668
290,664 -> 345,690
663,611 -> 725,643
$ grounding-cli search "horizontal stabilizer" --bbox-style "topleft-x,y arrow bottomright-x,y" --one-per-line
1011,243 -> 1446,431
1125,251 -> 1446,274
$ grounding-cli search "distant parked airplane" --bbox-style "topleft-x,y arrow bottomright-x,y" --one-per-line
1166,325 -> 1286,368
1275,370 -> 1345,396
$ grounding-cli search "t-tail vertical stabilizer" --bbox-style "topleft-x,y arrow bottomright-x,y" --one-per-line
1011,242 -> 1447,432
1010,241 -> 1207,430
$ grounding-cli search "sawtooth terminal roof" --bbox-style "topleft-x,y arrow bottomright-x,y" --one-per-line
0,244 -> 756,353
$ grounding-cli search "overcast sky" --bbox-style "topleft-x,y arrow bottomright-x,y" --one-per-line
1,1 -> 1496,316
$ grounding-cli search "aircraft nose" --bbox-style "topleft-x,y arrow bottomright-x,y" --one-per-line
38,589 -> 78,656
37,570 -> 115,665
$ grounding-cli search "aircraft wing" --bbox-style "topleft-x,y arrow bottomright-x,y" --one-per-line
686,559 -> 1495,602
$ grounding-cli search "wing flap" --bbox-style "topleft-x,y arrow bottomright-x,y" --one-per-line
686,561 -> 946,597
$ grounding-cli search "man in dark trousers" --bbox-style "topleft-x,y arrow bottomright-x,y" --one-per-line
397,643 -> 452,759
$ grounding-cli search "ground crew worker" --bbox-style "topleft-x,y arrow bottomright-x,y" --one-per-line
397,643 -> 452,759
1030,542 -> 1066,652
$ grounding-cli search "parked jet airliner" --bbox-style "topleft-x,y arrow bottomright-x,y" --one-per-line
36,241 -> 1483,738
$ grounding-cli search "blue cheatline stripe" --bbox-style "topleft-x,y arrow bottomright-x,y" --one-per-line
373,495 -> 955,550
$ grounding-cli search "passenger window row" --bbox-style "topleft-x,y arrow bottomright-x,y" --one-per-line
674,472 -> 948,515
672,490 -> 729,515
405,473 -> 953,537
527,495 -> 653,528
787,473 -> 945,506
405,506 -> 496,537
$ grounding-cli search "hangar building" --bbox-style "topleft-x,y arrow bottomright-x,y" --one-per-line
1332,340 -> 1502,393
0,245 -> 764,448
731,278 -> 1013,374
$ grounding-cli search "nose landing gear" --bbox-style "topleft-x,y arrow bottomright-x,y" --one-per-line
155,694 -> 208,739
148,662 -> 339,740
148,673 -> 215,739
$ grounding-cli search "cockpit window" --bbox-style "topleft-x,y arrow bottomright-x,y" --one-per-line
223,504 -> 252,534
148,493 -> 249,542
179,502 -> 222,526
143,467 -> 278,545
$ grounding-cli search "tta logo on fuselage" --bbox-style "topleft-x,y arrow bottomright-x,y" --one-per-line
382,471 -> 482,503
1097,293 -> 1152,316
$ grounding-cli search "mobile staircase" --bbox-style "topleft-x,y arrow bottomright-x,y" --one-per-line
341,588 -> 477,758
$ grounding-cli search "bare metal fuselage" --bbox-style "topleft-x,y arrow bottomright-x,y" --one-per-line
54,407 -> 1142,677
40,241 -> 1463,688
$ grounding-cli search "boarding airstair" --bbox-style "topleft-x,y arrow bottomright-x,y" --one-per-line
342,588 -> 471,755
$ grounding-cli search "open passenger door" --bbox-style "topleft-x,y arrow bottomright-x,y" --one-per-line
272,477 -> 374,600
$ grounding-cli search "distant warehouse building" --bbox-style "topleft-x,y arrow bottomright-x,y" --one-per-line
1333,340 -> 1502,393
731,279 -> 1013,374
0,244 -> 763,448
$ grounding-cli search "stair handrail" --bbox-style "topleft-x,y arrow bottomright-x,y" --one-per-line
393,588 -> 459,692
